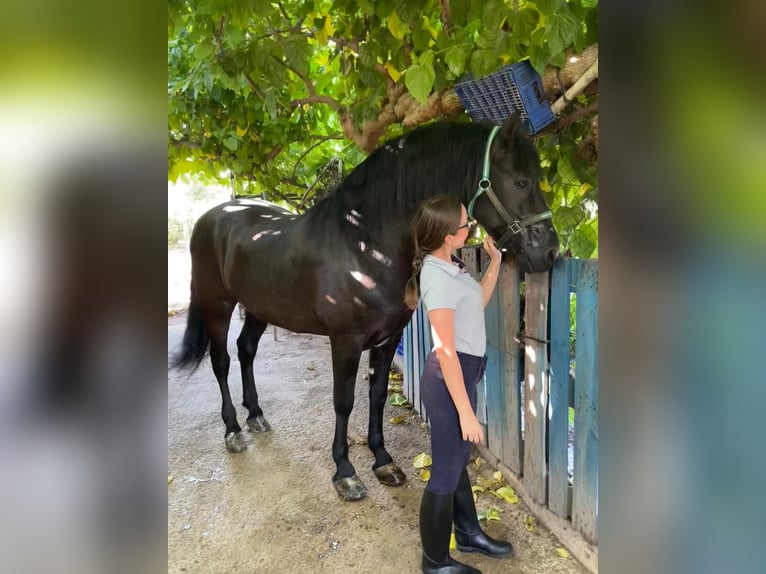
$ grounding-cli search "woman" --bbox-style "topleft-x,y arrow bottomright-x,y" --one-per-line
404,195 -> 514,574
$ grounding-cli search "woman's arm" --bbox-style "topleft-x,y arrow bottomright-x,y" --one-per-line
428,308 -> 484,444
480,236 -> 503,307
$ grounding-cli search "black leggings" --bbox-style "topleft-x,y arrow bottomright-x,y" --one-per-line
420,350 -> 487,494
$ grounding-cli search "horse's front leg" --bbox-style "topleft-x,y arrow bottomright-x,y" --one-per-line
368,332 -> 407,487
329,332 -> 367,501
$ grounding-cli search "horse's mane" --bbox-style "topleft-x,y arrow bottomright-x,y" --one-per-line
304,121 -> 495,255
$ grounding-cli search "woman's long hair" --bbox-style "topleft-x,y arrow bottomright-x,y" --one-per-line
404,195 -> 462,309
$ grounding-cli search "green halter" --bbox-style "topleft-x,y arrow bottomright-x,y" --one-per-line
467,125 -> 553,250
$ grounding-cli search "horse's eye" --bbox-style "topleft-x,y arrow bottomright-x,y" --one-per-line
514,179 -> 530,190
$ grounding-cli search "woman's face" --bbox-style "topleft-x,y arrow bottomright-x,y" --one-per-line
447,204 -> 475,249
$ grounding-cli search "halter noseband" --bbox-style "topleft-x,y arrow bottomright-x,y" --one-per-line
467,125 -> 553,250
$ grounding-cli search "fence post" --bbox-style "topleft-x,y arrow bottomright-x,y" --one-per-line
549,257 -> 572,518
572,260 -> 598,543
499,260 -> 523,474
523,271 -> 550,504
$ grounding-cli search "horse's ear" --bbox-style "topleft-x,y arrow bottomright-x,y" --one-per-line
498,111 -> 524,143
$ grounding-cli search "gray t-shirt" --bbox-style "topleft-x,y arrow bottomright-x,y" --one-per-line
420,254 -> 486,356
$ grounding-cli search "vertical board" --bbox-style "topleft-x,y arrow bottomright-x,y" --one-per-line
484,259 -> 504,453
461,249 -> 486,431
548,257 -> 572,518
416,304 -> 431,420
522,271 -> 550,505
411,306 -> 423,418
500,260 -> 523,474
572,260 -> 598,543
403,322 -> 414,408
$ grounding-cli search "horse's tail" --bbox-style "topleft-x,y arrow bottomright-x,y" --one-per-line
170,297 -> 209,372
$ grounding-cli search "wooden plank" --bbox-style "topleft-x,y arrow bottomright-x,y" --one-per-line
402,322 -> 414,406
548,257 -> 572,518
522,271 -> 550,505
485,274 -> 501,348
416,304 -> 430,420
475,443 -> 599,574
411,306 -> 422,418
499,260 -> 523,474
484,344 -> 504,455
572,260 -> 598,543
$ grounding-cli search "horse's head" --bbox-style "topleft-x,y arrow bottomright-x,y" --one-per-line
471,113 -> 559,273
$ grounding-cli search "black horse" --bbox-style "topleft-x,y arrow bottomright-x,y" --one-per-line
171,113 -> 559,501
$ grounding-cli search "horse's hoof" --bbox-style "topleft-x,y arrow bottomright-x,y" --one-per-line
247,415 -> 271,433
373,462 -> 406,487
225,432 -> 247,453
333,475 -> 368,501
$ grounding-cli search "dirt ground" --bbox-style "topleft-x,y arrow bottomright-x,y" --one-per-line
168,314 -> 587,574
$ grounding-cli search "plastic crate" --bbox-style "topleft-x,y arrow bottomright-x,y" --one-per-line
454,60 -> 555,134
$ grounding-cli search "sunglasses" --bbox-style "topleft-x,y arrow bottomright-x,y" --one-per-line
455,218 -> 477,233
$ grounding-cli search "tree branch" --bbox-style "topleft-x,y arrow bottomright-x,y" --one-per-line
290,94 -> 344,111
288,135 -> 344,182
439,0 -> 452,36
551,58 -> 598,115
548,101 -> 599,132
264,145 -> 284,163
170,139 -> 203,149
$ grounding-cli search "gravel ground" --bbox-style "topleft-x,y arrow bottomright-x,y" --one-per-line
168,313 -> 587,574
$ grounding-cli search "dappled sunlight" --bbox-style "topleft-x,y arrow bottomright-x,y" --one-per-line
271,230 -> 282,235
260,214 -> 273,219
353,297 -> 366,308
525,344 -> 537,363
223,205 -> 249,212
345,212 -> 361,226
252,230 -> 271,241
370,249 -> 393,267
357,240 -> 393,267
528,400 -> 538,418
238,198 -> 268,205
350,209 -> 362,219
350,270 -> 376,289
528,372 -> 536,391
324,294 -> 337,305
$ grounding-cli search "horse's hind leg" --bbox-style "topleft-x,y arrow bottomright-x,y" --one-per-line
204,299 -> 246,453
368,332 -> 406,487
237,313 -> 270,432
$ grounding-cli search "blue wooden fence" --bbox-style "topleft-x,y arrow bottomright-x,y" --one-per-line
400,255 -> 598,544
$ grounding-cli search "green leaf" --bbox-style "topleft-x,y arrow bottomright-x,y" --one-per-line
546,10 -> 580,55
469,49 -> 497,78
389,393 -> 409,406
223,136 -> 238,151
494,486 -> 519,504
482,0 -> 507,30
508,8 -> 540,39
389,415 -> 408,425
477,507 -> 501,523
387,11 -> 407,40
404,64 -> 435,104
445,45 -> 471,77
413,452 -> 432,468
283,36 -> 312,77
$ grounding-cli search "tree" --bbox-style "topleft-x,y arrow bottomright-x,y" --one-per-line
168,0 -> 598,256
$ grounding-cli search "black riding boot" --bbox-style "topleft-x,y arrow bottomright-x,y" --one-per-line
420,489 -> 482,574
453,469 -> 514,558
